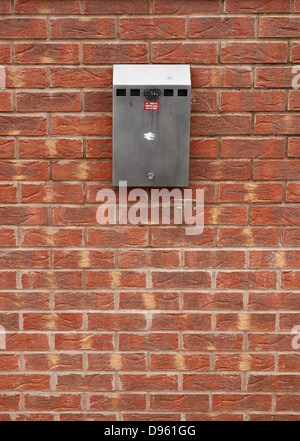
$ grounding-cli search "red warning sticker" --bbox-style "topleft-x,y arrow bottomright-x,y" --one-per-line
144,101 -> 160,111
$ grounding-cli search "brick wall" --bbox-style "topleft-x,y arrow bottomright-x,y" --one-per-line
0,0 -> 299,421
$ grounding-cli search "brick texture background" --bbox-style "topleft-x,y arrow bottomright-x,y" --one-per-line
0,0 -> 299,421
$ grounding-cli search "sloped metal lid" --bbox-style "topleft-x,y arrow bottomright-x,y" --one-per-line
113,64 -> 191,86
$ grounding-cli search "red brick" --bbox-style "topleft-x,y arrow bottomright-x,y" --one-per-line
0,184 -> 17,203
191,91 -> 217,112
52,116 -> 112,135
24,354 -> 82,371
0,375 -> 50,391
55,292 -> 113,310
55,333 -> 113,351
282,271 -> 300,289
151,354 -> 210,371
0,19 -> 47,39
219,184 -> 282,203
86,139 -> 112,158
24,394 -> 82,411
289,139 -> 300,157
84,92 -> 112,113
152,271 -> 211,289
119,292 -> 179,310
0,229 -> 17,247
192,67 -> 251,88
184,250 -> 245,268
250,251 -> 300,269
150,394 -> 209,411
21,271 -> 82,289
218,228 -> 280,248
0,355 -> 19,371
189,17 -> 255,38
0,250 -> 49,268
15,44 -> 79,64
119,250 -> 180,268
248,375 -> 300,392
120,18 -> 186,39
291,43 -> 300,62
0,140 -> 15,159
52,207 -> 97,226
251,207 -> 300,226
90,394 -> 146,411
23,313 -> 83,331
205,207 -> 248,225
88,228 -> 148,247
17,92 -> 81,112
21,184 -> 84,204
88,353 -> 146,371
215,354 -> 275,371
51,18 -> 116,39
19,139 -> 83,159
0,161 -> 49,181
213,394 -> 272,411
248,333 -> 293,351
0,292 -> 49,310
0,207 -> 48,225
183,292 -> 243,311
154,0 -> 220,14
151,313 -> 211,331
14,414 -> 54,421
280,313 -> 300,330
190,160 -> 250,180
277,395 -> 300,411
119,333 -> 178,351
250,414 -> 300,422
83,43 -> 147,64
84,0 -> 150,14
185,413 -> 244,421
289,91 -> 300,111
255,114 -> 300,135
51,67 -> 112,88
0,395 -> 20,411
0,313 -> 18,330
152,43 -> 217,64
284,228 -> 300,246
221,43 -> 287,64
57,374 -> 113,391
255,67 -> 296,88
60,414 -> 116,421
225,0 -> 291,13
248,292 -> 300,311
221,138 -> 285,159
183,333 -> 244,351
6,67 -> 47,88
217,271 -> 277,290
216,313 -> 276,331
120,374 -> 178,391
183,374 -> 241,391
123,414 -> 180,421
191,116 -> 251,136
0,272 -> 16,289
15,0 -> 81,14
287,184 -> 300,202
0,0 -> 11,13
54,250 -> 114,268
221,91 -> 286,112
88,313 -> 146,331
0,116 -> 47,136
6,333 -> 49,351
279,354 -> 300,372
52,161 -> 111,181
254,161 -> 300,180
0,44 -> 11,63
0,92 -> 12,111
260,17 -> 300,37
152,227 -> 214,247
22,228 -> 82,247
86,271 -> 146,289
